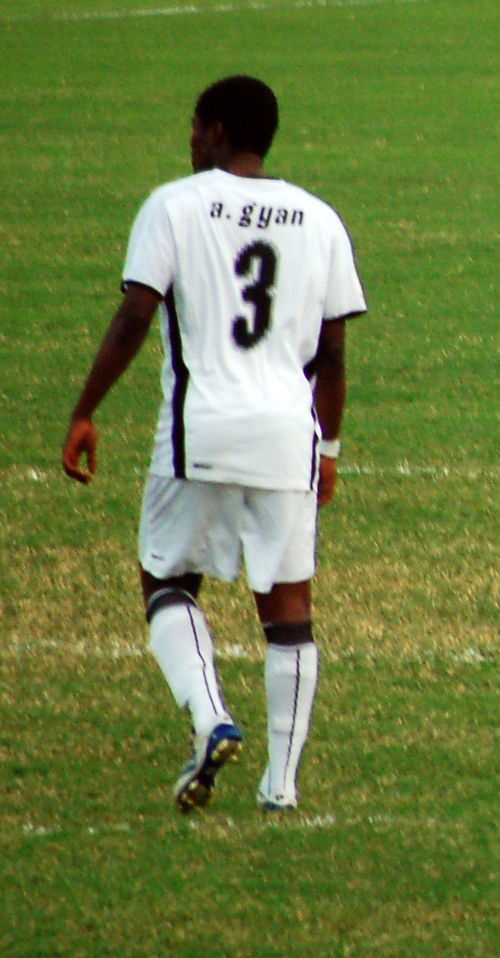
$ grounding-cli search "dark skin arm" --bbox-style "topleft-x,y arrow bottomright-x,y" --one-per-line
62,284 -> 161,484
313,318 -> 346,507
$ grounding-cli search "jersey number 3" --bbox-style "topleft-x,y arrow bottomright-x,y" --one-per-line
232,241 -> 277,349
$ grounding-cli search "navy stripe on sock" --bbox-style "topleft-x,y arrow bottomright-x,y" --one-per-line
187,605 -> 220,716
282,648 -> 301,791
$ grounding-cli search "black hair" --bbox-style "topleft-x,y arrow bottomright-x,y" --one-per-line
195,75 -> 279,157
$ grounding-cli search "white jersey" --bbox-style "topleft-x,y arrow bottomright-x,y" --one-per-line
123,168 -> 366,490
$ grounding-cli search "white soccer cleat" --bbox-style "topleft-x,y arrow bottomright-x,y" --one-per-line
257,767 -> 297,812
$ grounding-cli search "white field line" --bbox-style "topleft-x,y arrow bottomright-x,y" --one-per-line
3,638 -> 496,664
339,463 -> 499,480
13,809 -> 442,842
5,462 -> 500,485
0,0 -> 424,25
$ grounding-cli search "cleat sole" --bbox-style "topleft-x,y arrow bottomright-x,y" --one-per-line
174,722 -> 243,812
210,737 -> 242,767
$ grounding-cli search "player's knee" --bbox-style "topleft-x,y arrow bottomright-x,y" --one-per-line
263,621 -> 314,646
146,587 -> 198,624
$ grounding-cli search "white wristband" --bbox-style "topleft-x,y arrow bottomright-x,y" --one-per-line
319,438 -> 341,459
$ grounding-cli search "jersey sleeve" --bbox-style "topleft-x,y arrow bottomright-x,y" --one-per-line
122,188 -> 176,297
323,214 -> 367,321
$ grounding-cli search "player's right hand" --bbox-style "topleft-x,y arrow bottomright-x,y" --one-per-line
62,417 -> 98,484
317,455 -> 337,507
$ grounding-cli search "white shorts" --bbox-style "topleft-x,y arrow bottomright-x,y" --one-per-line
138,475 -> 317,594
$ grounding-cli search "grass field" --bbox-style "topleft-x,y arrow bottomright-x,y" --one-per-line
1,0 -> 499,955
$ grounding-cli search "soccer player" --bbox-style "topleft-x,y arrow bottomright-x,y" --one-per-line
63,76 -> 367,812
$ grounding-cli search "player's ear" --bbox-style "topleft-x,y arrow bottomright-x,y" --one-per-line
211,120 -> 226,147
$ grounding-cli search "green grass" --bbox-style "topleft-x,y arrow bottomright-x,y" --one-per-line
1,0 -> 499,955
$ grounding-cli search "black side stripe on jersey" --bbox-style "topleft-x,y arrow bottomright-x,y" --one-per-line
310,432 -> 319,490
165,285 -> 189,478
303,360 -> 319,490
310,405 -> 319,490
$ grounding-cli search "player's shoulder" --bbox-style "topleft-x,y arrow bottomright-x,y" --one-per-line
280,179 -> 345,225
147,171 -> 203,202
141,171 -> 223,216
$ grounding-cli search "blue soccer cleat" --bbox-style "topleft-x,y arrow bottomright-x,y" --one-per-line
174,719 -> 243,812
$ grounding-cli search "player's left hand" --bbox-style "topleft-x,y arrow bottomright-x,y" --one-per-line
317,455 -> 337,507
62,417 -> 98,484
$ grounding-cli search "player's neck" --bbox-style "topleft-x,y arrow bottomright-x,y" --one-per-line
219,152 -> 265,178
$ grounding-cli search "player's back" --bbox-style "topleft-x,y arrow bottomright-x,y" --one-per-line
164,169 -> 338,374
124,169 -> 365,490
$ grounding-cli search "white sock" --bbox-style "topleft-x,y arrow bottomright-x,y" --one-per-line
149,602 -> 228,736
261,642 -> 318,802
